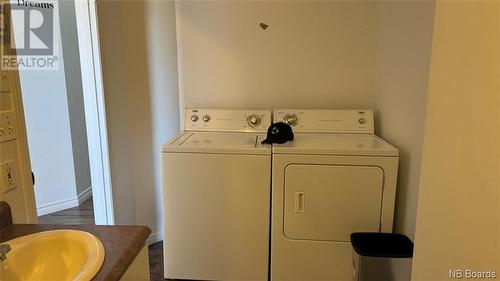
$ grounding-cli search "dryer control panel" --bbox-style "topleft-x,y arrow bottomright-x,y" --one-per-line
274,109 -> 374,134
185,108 -> 272,133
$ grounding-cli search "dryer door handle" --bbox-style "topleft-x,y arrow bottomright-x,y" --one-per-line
295,192 -> 305,214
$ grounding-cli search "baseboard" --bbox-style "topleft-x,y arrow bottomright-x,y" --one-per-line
37,186 -> 92,216
37,197 -> 80,216
78,186 -> 92,204
147,231 -> 163,245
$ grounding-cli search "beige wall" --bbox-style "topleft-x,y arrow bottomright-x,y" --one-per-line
97,0 -> 180,238
412,1 -> 499,279
97,0 -> 137,225
176,1 -> 379,109
374,1 -> 435,240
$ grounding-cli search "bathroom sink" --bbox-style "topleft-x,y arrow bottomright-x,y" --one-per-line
0,229 -> 105,281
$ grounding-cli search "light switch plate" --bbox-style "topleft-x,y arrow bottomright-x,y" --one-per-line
0,71 -> 10,93
1,160 -> 17,193
0,110 -> 16,143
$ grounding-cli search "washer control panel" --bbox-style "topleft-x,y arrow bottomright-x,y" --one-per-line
185,109 -> 271,132
275,109 -> 374,134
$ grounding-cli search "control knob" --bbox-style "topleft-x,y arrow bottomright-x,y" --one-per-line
283,114 -> 298,126
191,115 -> 199,122
247,114 -> 261,127
202,115 -> 211,122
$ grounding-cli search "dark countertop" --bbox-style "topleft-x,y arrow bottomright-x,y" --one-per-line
0,224 -> 151,281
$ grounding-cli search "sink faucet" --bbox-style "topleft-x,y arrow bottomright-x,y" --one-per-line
0,244 -> 11,261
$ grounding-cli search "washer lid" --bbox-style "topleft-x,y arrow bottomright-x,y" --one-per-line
163,132 -> 271,155
272,133 -> 398,156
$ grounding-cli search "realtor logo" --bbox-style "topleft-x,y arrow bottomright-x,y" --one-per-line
9,1 -> 53,55
1,0 -> 58,70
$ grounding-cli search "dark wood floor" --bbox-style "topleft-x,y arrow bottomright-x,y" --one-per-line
38,197 -> 95,225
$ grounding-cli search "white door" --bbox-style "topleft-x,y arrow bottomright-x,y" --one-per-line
0,70 -> 37,222
284,164 -> 384,241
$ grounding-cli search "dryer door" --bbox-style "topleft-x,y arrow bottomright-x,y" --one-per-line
284,164 -> 384,242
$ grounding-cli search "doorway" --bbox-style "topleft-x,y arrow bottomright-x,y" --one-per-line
4,0 -> 114,225
17,0 -> 95,225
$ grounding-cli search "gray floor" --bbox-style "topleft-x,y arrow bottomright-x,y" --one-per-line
149,242 -> 194,281
38,197 -> 95,225
149,242 -> 167,281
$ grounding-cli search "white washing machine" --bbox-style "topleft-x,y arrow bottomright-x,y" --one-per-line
162,108 -> 272,281
271,109 -> 399,281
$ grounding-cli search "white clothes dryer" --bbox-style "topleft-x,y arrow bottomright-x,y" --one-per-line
270,109 -> 399,281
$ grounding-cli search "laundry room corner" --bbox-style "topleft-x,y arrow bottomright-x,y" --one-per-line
373,0 -> 436,241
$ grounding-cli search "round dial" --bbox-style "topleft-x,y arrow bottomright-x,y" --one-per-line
202,115 -> 211,122
358,117 -> 366,124
190,115 -> 199,122
283,114 -> 298,126
247,114 -> 261,127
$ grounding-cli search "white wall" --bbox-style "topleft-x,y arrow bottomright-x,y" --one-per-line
373,1 -> 435,240
19,0 -> 91,214
19,15 -> 78,213
60,0 -> 91,196
97,0 -> 180,240
176,1 -> 379,109
412,1 -> 499,279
